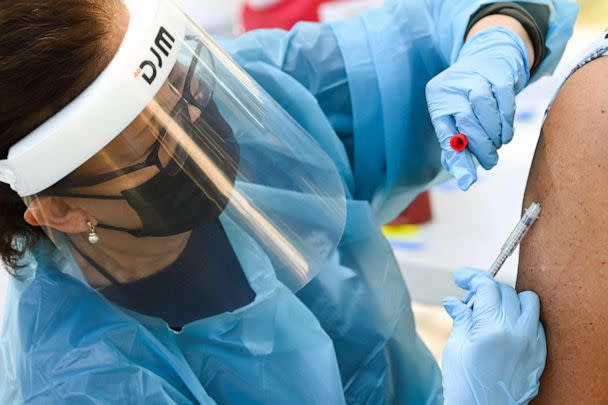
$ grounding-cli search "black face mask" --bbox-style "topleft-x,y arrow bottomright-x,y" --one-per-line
46,39 -> 254,327
46,45 -> 239,238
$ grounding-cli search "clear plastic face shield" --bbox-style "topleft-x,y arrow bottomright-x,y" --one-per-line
0,0 -> 346,325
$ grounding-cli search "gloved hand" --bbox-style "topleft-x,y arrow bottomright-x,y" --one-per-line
442,268 -> 546,405
426,27 -> 531,190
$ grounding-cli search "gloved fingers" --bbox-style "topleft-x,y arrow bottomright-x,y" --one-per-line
468,78 -> 502,149
433,116 -> 478,190
536,321 -> 547,362
454,267 -> 492,291
453,268 -> 501,317
498,282 -> 521,319
453,111 -> 499,170
492,83 -> 517,145
443,296 -> 472,325
432,113 -> 459,154
442,149 -> 478,191
517,290 -> 542,336
527,321 -> 547,391
461,290 -> 474,305
469,276 -> 502,318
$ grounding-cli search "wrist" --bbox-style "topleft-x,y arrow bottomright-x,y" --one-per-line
467,14 -> 535,71
460,27 -> 531,92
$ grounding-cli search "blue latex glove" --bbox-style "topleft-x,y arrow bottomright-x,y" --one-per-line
426,27 -> 531,190
442,268 -> 546,405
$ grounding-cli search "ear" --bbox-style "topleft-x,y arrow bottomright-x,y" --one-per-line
24,197 -> 93,234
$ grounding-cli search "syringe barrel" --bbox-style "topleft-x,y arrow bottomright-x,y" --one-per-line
503,222 -> 529,255
488,203 -> 542,278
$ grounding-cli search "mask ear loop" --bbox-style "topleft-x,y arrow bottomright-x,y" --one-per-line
69,238 -> 121,286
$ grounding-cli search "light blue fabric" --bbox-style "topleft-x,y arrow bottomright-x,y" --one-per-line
426,27 -> 531,190
0,0 -> 576,403
442,269 -> 546,405
0,224 -> 346,404
329,0 -> 578,224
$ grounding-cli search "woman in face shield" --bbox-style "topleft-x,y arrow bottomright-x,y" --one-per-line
0,0 -> 576,404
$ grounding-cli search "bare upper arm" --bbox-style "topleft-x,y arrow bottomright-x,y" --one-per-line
516,56 -> 608,403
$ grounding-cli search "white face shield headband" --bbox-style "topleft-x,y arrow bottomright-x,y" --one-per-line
0,0 -> 346,322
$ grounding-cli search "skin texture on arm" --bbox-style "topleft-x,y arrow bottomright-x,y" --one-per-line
516,56 -> 608,404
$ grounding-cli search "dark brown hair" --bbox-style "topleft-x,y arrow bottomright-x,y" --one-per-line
0,0 -> 125,274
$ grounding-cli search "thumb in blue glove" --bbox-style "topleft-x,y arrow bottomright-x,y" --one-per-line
441,268 -> 546,405
426,27 -> 531,190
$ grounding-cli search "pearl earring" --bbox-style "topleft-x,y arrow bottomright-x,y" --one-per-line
87,221 -> 100,245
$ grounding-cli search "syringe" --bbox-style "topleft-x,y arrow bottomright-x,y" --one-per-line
465,202 -> 542,307
488,202 -> 542,278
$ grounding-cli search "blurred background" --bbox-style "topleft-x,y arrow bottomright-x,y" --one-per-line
579,0 -> 608,25
0,0 -> 606,364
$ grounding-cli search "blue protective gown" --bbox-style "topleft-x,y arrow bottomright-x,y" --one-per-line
0,0 -> 577,403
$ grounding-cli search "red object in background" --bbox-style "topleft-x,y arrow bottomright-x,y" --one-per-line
242,0 -> 327,31
450,133 -> 468,153
389,192 -> 433,226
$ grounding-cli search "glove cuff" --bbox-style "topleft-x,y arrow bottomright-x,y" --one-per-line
460,27 -> 531,93
466,3 -> 549,76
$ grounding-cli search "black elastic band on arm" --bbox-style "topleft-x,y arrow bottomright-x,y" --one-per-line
466,2 -> 550,76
